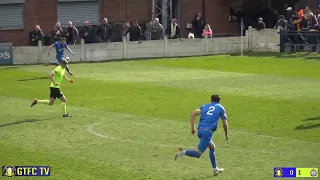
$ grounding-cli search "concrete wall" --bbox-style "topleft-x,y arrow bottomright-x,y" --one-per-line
13,46 -> 39,65
247,27 -> 280,52
11,27 -> 280,65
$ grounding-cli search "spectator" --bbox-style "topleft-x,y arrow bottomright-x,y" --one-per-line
79,21 -> 92,44
202,24 -> 213,38
124,20 -> 142,42
274,15 -> 288,30
285,7 -> 294,20
29,25 -> 43,46
97,18 -> 112,43
165,18 -> 182,39
290,10 -> 308,50
306,13 -> 318,29
317,8 -> 320,21
283,4 -> 289,14
150,18 -> 164,40
64,21 -> 78,45
293,10 -> 307,31
50,22 -> 63,42
288,12 -> 298,30
256,17 -> 266,31
304,7 -> 312,15
192,12 -> 206,38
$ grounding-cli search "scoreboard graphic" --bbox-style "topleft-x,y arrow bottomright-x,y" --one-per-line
274,167 -> 318,178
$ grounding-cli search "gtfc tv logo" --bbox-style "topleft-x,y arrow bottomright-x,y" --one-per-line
2,166 -> 51,177
0,52 -> 10,60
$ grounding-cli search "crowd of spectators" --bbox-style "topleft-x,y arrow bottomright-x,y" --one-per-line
29,18 -> 119,46
32,5 -> 320,47
243,5 -> 320,51
272,6 -> 320,51
28,13 -> 215,46
253,6 -> 320,32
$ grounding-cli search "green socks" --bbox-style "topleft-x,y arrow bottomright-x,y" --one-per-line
61,102 -> 67,114
38,100 -> 49,104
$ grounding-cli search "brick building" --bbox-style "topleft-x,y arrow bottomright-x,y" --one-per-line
0,0 -> 240,46
0,0 -> 316,46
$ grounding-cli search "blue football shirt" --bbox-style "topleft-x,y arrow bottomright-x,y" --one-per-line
197,102 -> 227,131
54,42 -> 67,59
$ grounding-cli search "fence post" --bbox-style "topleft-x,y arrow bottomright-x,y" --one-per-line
248,26 -> 253,51
245,30 -> 249,51
122,36 -> 127,59
81,39 -> 84,62
164,36 -> 168,57
37,40 -> 42,64
278,27 -> 284,52
204,35 -> 208,55
240,18 -> 244,56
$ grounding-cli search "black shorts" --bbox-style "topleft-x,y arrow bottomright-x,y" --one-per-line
50,87 -> 63,99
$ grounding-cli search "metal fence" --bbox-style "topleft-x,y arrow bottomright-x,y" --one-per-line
280,30 -> 320,52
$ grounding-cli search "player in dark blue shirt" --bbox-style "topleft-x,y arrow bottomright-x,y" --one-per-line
47,37 -> 75,76
175,94 -> 229,176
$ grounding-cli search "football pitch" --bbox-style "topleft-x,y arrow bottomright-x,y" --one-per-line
0,53 -> 319,180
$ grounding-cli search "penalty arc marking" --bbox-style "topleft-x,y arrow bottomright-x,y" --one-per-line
88,123 -> 192,148
87,122 -> 275,154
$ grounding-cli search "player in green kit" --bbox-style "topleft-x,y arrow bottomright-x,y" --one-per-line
31,59 -> 74,117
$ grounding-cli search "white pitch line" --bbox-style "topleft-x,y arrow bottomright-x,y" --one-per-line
88,124 -> 191,148
87,123 -> 275,154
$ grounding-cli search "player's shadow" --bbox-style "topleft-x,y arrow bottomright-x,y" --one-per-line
294,123 -> 320,130
304,116 -> 320,121
294,116 -> 320,130
17,77 -> 47,82
0,118 -> 57,128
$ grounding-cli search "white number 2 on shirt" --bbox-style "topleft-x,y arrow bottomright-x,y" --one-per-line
206,106 -> 215,115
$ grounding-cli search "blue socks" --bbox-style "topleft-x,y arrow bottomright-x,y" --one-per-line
209,149 -> 217,168
185,150 -> 201,158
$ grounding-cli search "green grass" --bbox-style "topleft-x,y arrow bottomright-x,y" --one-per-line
0,53 -> 319,180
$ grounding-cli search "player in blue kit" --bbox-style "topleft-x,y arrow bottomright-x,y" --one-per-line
174,94 -> 229,176
47,37 -> 75,76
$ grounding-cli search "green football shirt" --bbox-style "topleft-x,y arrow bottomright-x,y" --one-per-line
50,66 -> 65,88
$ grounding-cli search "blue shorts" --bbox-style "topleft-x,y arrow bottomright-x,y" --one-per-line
197,129 -> 214,153
56,56 -> 64,63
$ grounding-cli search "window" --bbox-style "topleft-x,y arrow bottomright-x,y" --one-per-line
0,0 -> 24,30
57,0 -> 100,27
